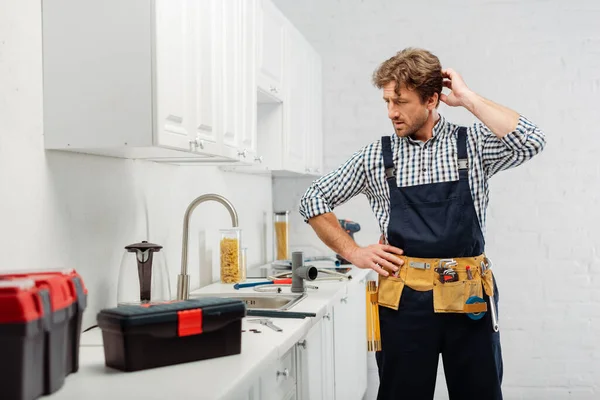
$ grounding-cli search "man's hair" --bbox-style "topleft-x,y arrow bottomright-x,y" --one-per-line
372,48 -> 443,106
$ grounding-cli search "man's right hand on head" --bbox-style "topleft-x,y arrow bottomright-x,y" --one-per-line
346,244 -> 404,276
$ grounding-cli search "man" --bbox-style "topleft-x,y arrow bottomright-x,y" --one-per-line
299,48 -> 546,400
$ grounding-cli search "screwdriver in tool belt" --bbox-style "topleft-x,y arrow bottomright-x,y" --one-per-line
466,266 -> 473,280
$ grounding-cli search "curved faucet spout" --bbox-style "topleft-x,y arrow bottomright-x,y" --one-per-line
177,194 -> 239,300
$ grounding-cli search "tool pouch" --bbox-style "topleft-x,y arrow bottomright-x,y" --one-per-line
377,254 -> 490,314
377,275 -> 404,310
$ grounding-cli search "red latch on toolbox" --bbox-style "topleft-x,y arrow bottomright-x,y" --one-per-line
177,308 -> 203,337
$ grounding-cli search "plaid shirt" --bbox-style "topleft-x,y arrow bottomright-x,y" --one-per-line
299,114 -> 546,240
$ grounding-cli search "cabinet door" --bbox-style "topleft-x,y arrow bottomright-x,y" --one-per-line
240,0 -> 258,160
322,307 -> 336,399
154,0 -> 194,150
283,27 -> 309,173
297,319 -> 325,400
220,0 -> 243,154
306,48 -> 323,176
333,280 -> 369,400
258,0 -> 285,100
191,0 -> 219,150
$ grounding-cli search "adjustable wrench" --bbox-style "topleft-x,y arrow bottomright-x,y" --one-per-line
248,318 -> 283,332
481,259 -> 499,332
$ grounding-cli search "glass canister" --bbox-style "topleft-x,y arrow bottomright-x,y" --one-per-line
240,247 -> 248,282
273,211 -> 290,261
220,228 -> 243,284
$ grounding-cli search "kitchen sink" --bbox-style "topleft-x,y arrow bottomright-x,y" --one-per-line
190,292 -> 306,311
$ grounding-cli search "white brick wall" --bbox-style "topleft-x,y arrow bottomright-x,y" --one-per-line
273,0 -> 600,398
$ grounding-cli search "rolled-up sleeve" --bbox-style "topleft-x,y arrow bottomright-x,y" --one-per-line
476,115 -> 547,178
299,148 -> 368,222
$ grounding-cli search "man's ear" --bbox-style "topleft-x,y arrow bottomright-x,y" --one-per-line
428,93 -> 439,110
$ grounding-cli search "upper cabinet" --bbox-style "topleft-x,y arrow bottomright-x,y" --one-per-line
250,8 -> 323,177
42,0 -> 321,174
306,48 -> 324,176
257,0 -> 286,102
154,0 -> 220,156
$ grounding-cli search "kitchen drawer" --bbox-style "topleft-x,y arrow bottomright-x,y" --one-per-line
260,347 -> 296,400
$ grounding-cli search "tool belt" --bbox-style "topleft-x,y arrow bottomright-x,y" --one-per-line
377,254 -> 494,314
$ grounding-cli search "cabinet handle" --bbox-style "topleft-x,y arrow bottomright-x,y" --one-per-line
305,168 -> 311,173
340,296 -> 348,304
277,368 -> 290,379
254,155 -> 263,163
297,340 -> 307,349
324,313 -> 331,320
270,86 -> 279,94
315,168 -> 320,173
189,138 -> 204,151
238,149 -> 248,158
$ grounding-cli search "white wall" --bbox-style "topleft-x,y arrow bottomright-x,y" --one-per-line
273,0 -> 600,399
0,0 -> 273,329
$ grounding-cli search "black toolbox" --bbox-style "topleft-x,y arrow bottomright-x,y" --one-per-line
97,297 -> 246,372
0,279 -> 51,400
0,269 -> 88,399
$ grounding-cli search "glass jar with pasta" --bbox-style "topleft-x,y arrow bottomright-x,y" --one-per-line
219,228 -> 243,284
273,211 -> 290,261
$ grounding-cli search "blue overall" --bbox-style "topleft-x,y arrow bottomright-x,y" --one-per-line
376,127 -> 503,400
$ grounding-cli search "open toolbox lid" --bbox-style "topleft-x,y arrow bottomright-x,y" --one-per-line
97,298 -> 247,338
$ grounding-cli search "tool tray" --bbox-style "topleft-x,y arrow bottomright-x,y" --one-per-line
97,298 -> 246,372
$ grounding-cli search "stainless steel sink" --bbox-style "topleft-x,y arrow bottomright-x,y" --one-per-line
190,292 -> 306,311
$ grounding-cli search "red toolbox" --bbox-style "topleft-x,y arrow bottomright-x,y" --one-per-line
0,269 -> 87,399
97,297 -> 246,372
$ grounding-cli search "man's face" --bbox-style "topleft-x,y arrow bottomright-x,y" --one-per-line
383,81 -> 430,138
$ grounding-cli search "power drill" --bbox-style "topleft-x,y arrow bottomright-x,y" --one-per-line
336,219 -> 361,265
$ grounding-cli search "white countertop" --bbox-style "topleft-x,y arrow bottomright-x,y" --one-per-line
47,264 -> 369,400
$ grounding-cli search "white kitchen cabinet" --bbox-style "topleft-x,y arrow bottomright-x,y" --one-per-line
296,309 -> 335,400
257,0 -> 286,102
305,48 -> 324,176
321,306 -> 336,399
42,0 -> 246,163
296,319 -> 326,400
259,347 -> 297,400
333,279 -> 369,400
220,0 -> 258,163
282,25 -> 309,174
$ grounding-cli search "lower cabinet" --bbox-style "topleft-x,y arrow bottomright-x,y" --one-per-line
232,279 -> 368,400
260,347 -> 297,400
296,307 -> 335,400
332,279 -> 368,400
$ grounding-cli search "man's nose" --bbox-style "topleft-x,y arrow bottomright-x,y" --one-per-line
388,105 -> 399,120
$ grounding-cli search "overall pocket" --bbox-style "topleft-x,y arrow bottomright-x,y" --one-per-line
377,275 -> 405,310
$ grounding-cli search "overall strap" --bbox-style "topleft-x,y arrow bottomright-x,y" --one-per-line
457,127 -> 469,180
381,136 -> 396,186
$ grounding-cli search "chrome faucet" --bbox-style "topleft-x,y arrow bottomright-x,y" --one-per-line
177,194 -> 239,300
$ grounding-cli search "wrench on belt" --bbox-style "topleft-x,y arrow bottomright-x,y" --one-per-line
481,257 -> 499,332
